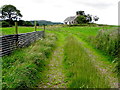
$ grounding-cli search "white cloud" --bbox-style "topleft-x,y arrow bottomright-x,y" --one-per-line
0,0 -> 119,25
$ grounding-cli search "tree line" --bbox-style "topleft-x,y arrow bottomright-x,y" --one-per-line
0,5 -> 99,27
0,5 -> 34,27
76,11 -> 99,24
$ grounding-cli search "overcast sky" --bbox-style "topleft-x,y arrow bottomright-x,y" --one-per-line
1,0 -> 119,25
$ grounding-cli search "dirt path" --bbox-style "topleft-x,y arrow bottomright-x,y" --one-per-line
39,34 -> 67,88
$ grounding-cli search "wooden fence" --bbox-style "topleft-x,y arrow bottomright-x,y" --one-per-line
0,31 -> 44,57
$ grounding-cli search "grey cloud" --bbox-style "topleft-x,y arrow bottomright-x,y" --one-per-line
31,0 -> 45,3
81,2 -> 113,9
53,5 -> 63,8
70,0 -> 113,9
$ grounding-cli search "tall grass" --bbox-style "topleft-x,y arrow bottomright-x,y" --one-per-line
67,27 -> 119,61
87,28 -> 119,77
2,33 -> 57,88
0,57 -> 1,90
64,35 -> 110,88
93,29 -> 119,57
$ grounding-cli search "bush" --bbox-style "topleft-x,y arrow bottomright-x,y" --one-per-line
1,21 -> 11,27
23,21 -> 34,26
95,29 -> 119,57
18,20 -> 34,26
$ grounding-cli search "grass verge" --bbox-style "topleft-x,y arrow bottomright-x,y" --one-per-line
64,35 -> 110,88
2,33 -> 57,88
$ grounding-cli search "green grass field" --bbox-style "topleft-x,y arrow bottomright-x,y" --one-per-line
2,25 -> 119,88
1,26 -> 43,36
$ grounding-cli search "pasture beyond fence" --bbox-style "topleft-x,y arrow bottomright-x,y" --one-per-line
0,21 -> 45,57
0,31 -> 44,57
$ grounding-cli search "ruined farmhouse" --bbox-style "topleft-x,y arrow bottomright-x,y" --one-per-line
64,11 -> 85,25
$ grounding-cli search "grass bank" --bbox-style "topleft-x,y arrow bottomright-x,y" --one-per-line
2,33 -> 57,88
93,28 -> 119,58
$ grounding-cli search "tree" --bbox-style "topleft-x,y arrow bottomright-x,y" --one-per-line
86,14 -> 92,23
76,11 -> 85,16
0,5 -> 22,21
1,20 -> 10,27
76,15 -> 87,24
15,20 -> 34,26
18,20 -> 26,26
93,16 -> 99,22
24,21 -> 33,26
75,11 -> 99,24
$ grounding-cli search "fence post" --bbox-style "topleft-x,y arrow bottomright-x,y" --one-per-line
34,21 -> 37,31
15,22 -> 18,48
43,24 -> 45,38
15,22 -> 18,34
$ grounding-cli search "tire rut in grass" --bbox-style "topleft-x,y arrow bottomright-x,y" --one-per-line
39,40 -> 67,88
74,35 -> 118,88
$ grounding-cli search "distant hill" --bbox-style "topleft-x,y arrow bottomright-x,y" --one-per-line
30,20 -> 63,26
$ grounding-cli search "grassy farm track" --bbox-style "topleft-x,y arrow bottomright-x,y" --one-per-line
2,26 -> 119,88
38,27 -> 118,88
74,35 -> 118,88
38,33 -> 68,88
